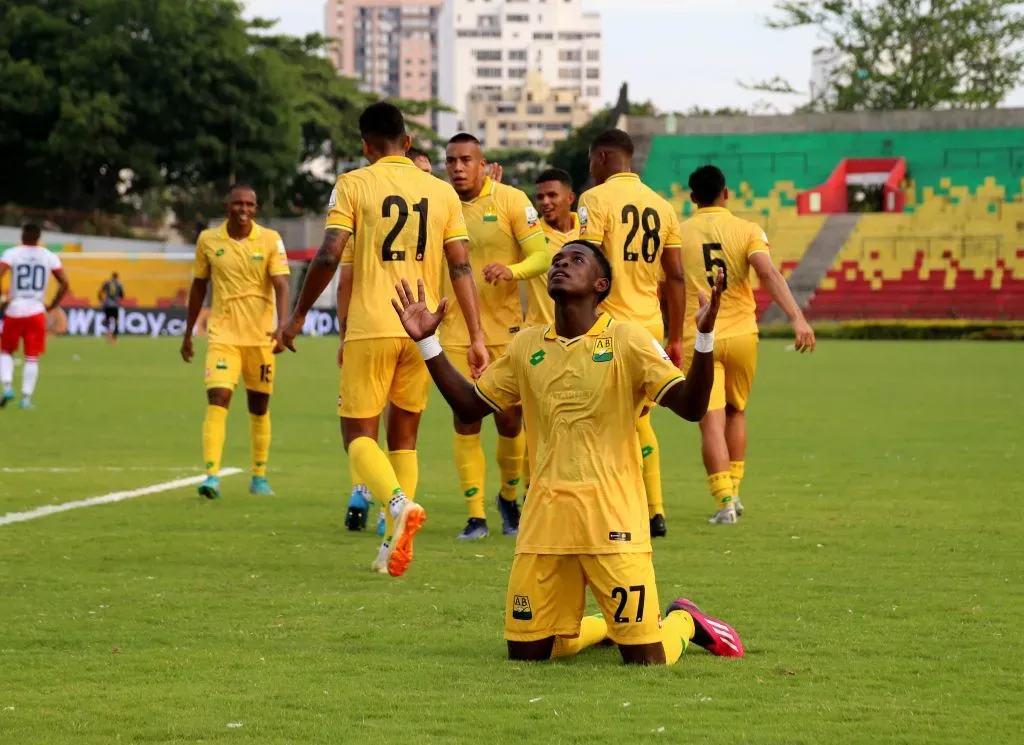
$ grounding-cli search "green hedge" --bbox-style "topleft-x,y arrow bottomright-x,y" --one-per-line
759,321 -> 1024,341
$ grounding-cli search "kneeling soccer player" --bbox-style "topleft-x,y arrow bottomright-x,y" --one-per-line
392,242 -> 744,664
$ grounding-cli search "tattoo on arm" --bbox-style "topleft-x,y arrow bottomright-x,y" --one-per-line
449,261 -> 472,280
311,229 -> 343,272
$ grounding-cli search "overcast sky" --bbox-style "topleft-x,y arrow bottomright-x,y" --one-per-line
243,0 -> 1024,112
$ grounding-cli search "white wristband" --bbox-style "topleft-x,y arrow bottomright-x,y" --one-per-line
695,330 -> 715,354
416,334 -> 443,361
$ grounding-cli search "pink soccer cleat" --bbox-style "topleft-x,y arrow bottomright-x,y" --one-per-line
666,598 -> 744,658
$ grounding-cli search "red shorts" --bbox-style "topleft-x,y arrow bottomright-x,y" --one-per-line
0,313 -> 47,357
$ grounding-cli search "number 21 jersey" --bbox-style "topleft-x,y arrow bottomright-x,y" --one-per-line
577,173 -> 681,329
0,245 -> 62,318
326,155 -> 469,342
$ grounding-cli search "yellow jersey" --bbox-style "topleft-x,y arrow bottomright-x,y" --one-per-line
475,314 -> 685,555
679,206 -> 768,341
192,222 -> 290,347
524,214 -> 580,328
577,173 -> 681,329
327,155 -> 469,341
441,177 -> 548,348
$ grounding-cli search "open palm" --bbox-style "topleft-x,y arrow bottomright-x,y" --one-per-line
392,278 -> 447,341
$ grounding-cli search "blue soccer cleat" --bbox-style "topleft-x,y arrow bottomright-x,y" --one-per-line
345,484 -> 371,531
249,476 -> 274,496
17,397 -> 34,410
496,494 -> 521,536
198,475 -> 221,500
0,389 -> 14,408
376,509 -> 386,537
455,517 -> 489,541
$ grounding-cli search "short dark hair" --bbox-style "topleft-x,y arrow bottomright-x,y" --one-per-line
566,240 -> 613,304
688,165 -> 727,206
226,182 -> 256,199
407,147 -> 430,162
590,129 -> 634,157
21,223 -> 41,244
535,168 -> 573,190
359,102 -> 407,150
447,132 -> 481,146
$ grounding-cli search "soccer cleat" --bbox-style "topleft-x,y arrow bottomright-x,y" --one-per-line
376,509 -> 386,537
456,517 -> 489,541
708,505 -> 738,525
197,475 -> 221,500
0,389 -> 14,408
18,397 -> 33,410
665,598 -> 744,658
496,494 -> 521,536
734,496 -> 745,517
370,540 -> 391,575
650,513 -> 667,538
385,500 -> 426,577
249,476 -> 274,496
345,484 -> 371,531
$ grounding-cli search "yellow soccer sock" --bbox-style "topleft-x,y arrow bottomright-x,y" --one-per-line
496,431 -> 525,502
388,450 -> 419,500
202,404 -> 229,476
661,610 -> 695,665
455,433 -> 487,519
348,437 -> 404,513
730,460 -> 746,498
708,471 -> 734,508
637,413 -> 664,518
249,413 -> 271,477
551,616 -> 609,659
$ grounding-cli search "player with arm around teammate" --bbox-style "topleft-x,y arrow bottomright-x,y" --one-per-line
392,242 -> 744,664
679,166 -> 816,524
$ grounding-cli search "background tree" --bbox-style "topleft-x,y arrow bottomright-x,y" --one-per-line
749,0 -> 1024,111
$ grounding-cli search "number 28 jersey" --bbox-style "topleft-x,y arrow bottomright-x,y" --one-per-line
327,155 -> 469,342
577,173 -> 681,329
678,206 -> 769,340
0,245 -> 62,318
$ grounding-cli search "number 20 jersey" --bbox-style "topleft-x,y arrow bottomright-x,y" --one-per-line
0,245 -> 62,318
577,173 -> 681,329
678,206 -> 769,341
327,155 -> 469,342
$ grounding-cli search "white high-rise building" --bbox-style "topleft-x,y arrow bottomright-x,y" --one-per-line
437,0 -> 603,140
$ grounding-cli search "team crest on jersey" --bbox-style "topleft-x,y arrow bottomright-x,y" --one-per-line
512,595 -> 533,620
578,206 -> 589,234
483,205 -> 498,223
251,253 -> 264,261
525,205 -> 539,227
215,358 -> 228,370
592,337 -> 613,363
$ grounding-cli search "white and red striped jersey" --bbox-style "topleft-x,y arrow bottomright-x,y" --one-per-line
1,245 -> 62,318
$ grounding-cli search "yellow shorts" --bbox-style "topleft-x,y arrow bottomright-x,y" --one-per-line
204,343 -> 275,394
338,338 -> 430,419
505,552 -> 662,646
684,331 -> 759,412
443,344 -> 509,381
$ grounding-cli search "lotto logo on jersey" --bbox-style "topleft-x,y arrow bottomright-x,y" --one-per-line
578,206 -> 589,233
525,205 -> 539,227
512,595 -> 533,621
592,337 -> 613,363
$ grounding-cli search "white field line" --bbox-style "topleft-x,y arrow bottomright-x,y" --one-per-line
1,466 -> 204,474
0,468 -> 243,527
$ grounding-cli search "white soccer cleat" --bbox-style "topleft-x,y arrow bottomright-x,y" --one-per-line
733,496 -> 744,517
708,505 -> 738,525
370,541 -> 391,574
368,499 -> 427,577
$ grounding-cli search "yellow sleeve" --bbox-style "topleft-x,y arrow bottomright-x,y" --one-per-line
192,235 -> 210,279
507,230 -> 552,280
444,189 -> 470,244
665,210 -> 682,249
326,176 -> 356,235
577,191 -> 607,245
268,233 -> 290,276
626,324 -> 685,404
747,223 -> 770,257
474,345 -> 521,412
506,189 -> 544,243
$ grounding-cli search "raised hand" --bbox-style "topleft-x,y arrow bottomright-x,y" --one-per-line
485,162 -> 504,184
392,278 -> 448,342
695,267 -> 724,334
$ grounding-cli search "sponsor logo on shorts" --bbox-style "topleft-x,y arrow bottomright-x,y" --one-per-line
215,358 -> 228,370
608,531 -> 632,542
512,595 -> 533,620
592,337 -> 613,363
508,326 -> 520,334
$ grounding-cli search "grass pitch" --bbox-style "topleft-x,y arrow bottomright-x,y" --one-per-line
1,337 -> 1021,744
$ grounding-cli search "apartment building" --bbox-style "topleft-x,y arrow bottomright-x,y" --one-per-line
438,0 -> 603,137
